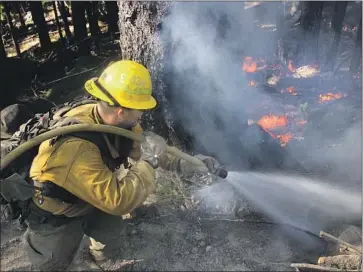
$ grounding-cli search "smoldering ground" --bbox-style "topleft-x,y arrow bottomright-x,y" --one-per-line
159,1 -> 362,237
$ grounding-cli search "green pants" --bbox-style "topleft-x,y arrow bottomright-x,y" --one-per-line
23,209 -> 127,271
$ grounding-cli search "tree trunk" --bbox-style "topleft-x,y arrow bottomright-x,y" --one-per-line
118,1 -> 183,145
29,1 -> 52,50
0,32 -> 7,59
71,2 -> 88,41
299,1 -> 324,63
71,1 -> 88,53
58,1 -> 72,39
86,1 -> 100,38
13,2 -> 26,29
350,17 -> 362,73
105,1 -> 119,38
52,1 -> 64,45
324,2 -> 347,71
3,2 -> 21,57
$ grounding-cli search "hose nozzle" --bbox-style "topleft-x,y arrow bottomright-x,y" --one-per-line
215,168 -> 228,179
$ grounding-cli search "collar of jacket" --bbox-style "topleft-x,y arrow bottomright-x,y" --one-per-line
92,105 -> 120,159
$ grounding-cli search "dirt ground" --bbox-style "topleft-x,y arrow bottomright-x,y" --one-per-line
0,210 -> 327,271
1,169 -> 329,271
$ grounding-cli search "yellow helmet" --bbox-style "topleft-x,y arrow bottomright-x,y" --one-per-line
84,60 -> 157,110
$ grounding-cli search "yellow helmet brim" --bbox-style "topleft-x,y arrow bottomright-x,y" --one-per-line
85,78 -> 157,110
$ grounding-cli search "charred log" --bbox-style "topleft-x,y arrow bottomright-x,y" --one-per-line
58,1 -> 72,39
29,1 -> 52,50
350,16 -> 362,73
325,2 -> 348,71
3,2 -> 21,57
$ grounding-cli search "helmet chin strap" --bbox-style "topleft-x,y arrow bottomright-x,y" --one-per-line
94,78 -> 122,108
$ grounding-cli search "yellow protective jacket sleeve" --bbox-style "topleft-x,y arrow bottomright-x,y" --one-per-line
159,152 -> 182,172
30,137 -> 156,216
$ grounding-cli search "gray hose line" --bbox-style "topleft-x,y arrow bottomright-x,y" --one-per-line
1,124 -> 205,172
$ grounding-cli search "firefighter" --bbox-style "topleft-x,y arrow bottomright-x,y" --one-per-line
23,60 -> 220,270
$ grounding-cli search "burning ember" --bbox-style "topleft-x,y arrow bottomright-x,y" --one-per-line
318,92 -> 343,103
248,81 -> 256,86
276,133 -> 292,147
257,114 -> 287,130
242,57 -> 257,73
249,114 -> 306,147
281,86 -> 297,96
288,60 -> 295,72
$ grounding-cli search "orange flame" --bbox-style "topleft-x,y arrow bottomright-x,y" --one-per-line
288,60 -> 295,72
281,86 -> 297,95
318,92 -> 343,103
249,81 -> 256,86
277,133 -> 292,147
257,114 -> 287,130
242,56 -> 257,73
266,131 -> 292,147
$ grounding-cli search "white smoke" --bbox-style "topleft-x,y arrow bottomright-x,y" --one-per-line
160,2 -> 361,186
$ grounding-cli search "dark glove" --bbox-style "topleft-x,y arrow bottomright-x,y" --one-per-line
140,131 -> 167,169
180,154 -> 221,175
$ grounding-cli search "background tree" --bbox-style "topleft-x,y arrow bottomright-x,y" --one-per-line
29,1 -> 51,50
324,1 -> 348,71
58,1 -> 72,39
3,2 -> 21,57
350,17 -> 362,73
13,2 -> 26,29
52,1 -> 64,45
86,1 -> 100,39
71,1 -> 88,53
105,1 -> 119,38
299,1 -> 325,63
0,33 -> 7,59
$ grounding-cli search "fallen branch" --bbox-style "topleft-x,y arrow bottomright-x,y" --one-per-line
319,231 -> 362,254
318,255 -> 362,270
291,263 -> 360,272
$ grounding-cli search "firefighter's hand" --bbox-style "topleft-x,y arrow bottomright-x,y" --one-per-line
140,131 -> 166,169
180,154 -> 221,175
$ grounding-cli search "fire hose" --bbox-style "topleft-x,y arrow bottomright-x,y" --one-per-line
0,124 -> 228,178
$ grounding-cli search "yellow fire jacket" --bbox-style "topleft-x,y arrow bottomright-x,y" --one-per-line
29,103 -> 182,217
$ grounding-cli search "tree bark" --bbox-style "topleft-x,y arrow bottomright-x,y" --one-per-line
3,2 -> 21,57
324,2 -> 347,71
299,1 -> 325,63
58,1 -> 72,39
118,1 -> 183,145
13,2 -> 26,29
105,1 -> 119,38
350,16 -> 362,73
29,1 -> 52,50
52,1 -> 64,44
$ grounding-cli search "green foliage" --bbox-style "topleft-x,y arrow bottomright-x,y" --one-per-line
299,102 -> 309,113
